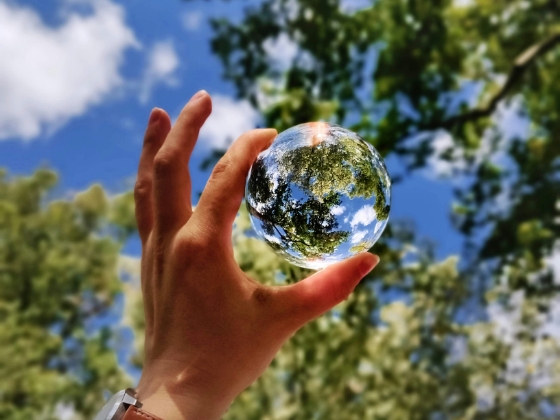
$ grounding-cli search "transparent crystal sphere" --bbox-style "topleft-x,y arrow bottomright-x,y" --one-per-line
245,122 -> 391,270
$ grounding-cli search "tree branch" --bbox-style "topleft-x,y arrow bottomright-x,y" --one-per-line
430,32 -> 560,130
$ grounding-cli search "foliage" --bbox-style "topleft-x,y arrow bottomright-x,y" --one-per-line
0,169 -> 134,420
208,0 -> 560,264
185,0 -> 560,417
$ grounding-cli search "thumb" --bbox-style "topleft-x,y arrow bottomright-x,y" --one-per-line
277,253 -> 379,331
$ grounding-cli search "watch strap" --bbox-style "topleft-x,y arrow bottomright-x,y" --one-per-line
122,405 -> 163,420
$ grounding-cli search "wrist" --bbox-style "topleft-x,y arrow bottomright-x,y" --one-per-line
136,361 -> 235,420
137,388 -> 232,420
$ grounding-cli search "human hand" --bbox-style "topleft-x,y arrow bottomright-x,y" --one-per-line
133,91 -> 379,419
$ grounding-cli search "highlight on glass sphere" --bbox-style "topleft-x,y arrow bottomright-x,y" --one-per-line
245,122 -> 391,270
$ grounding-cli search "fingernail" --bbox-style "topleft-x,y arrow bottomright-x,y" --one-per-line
148,108 -> 161,125
189,90 -> 207,103
359,254 -> 379,277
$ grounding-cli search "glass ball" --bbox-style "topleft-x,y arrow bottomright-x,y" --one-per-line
245,122 -> 391,270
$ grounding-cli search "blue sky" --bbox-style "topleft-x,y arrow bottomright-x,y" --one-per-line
0,0 -> 463,261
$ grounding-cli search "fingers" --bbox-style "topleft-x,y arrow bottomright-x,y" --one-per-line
153,91 -> 212,234
192,128 -> 277,241
135,108 -> 171,244
277,253 -> 379,330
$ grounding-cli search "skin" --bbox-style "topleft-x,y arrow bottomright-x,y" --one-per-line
133,90 -> 380,419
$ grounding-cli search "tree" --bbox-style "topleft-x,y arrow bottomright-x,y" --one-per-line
175,0 -> 560,417
0,169 -> 135,420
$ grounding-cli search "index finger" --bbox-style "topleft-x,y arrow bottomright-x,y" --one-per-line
191,128 -> 278,242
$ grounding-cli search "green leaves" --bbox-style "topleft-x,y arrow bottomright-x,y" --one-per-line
0,170 -> 131,419
202,0 -> 560,417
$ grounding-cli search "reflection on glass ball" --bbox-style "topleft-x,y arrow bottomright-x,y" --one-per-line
245,122 -> 391,270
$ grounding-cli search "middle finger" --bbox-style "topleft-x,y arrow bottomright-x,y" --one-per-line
152,91 -> 212,235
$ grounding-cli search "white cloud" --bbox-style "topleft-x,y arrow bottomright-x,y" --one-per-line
0,0 -> 139,140
139,40 -> 180,104
196,94 -> 260,151
181,11 -> 203,32
264,234 -> 281,244
425,130 -> 467,178
331,205 -> 346,216
351,230 -> 368,244
263,33 -> 299,70
350,205 -> 376,227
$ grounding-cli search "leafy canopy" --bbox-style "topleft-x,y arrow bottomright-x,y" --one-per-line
0,169 -> 135,420
184,0 -> 560,417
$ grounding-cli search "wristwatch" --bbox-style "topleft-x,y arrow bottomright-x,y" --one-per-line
94,388 -> 162,420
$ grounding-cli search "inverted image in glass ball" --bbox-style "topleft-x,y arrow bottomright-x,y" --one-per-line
245,122 -> 391,270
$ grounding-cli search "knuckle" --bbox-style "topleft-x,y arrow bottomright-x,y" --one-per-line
143,129 -> 159,147
172,231 -> 211,262
153,151 -> 175,176
211,157 -> 232,179
186,94 -> 212,116
210,156 -> 246,187
133,179 -> 151,202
